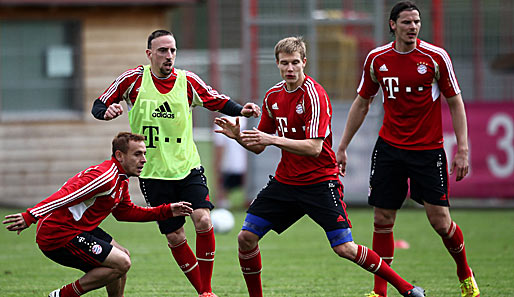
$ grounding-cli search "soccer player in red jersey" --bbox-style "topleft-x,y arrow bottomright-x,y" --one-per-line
91,30 -> 260,297
3,132 -> 193,297
336,2 -> 479,297
215,36 -> 425,297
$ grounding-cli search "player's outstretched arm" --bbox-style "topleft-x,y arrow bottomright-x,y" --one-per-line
3,213 -> 29,235
241,128 -> 322,157
169,201 -> 193,217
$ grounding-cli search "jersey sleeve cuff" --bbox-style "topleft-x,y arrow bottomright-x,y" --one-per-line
22,211 -> 37,226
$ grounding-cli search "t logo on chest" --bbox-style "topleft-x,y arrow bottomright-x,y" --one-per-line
276,117 -> 288,135
383,77 -> 399,99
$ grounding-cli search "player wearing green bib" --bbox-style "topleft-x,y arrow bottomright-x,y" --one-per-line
92,30 -> 261,297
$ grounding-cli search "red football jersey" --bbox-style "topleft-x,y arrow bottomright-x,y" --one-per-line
98,66 -> 230,112
258,75 -> 339,185
358,39 -> 461,150
23,158 -> 174,251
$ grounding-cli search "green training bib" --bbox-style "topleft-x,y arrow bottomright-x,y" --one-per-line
128,65 -> 201,179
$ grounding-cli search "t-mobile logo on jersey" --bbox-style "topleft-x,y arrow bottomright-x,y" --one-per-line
137,99 -> 158,122
276,117 -> 288,135
141,125 -> 181,148
382,77 -> 399,99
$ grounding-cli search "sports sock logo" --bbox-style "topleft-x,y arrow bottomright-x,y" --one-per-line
152,101 -> 175,119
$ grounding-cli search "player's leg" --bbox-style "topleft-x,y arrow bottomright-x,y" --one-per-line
333,242 -> 424,296
424,203 -> 479,297
192,208 -> 216,294
410,148 -> 479,297
44,228 -> 129,297
372,207 -> 398,297
303,178 -> 422,297
78,246 -> 131,294
238,228 -> 263,297
166,226 -> 203,294
105,238 -> 130,297
238,177 -> 302,297
368,137 -> 409,297
140,178 -> 204,294
180,166 -> 216,295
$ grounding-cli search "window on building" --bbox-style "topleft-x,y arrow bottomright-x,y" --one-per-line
0,20 -> 81,121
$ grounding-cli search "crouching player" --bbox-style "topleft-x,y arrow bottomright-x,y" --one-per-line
3,132 -> 193,297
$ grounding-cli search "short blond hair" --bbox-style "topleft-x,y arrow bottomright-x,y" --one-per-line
274,36 -> 306,61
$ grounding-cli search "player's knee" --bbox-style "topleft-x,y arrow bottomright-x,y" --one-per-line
238,230 -> 258,251
430,220 -> 450,236
197,213 -> 212,230
332,241 -> 357,260
427,214 -> 452,236
374,209 -> 396,224
116,254 -> 131,275
117,245 -> 130,257
192,209 -> 212,230
166,228 -> 186,246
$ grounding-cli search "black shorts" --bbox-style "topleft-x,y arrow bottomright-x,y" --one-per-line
223,173 -> 244,190
246,177 -> 352,235
368,137 -> 450,209
140,166 -> 214,234
42,227 -> 113,273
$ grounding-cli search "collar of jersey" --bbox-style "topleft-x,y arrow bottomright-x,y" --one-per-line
111,157 -> 129,180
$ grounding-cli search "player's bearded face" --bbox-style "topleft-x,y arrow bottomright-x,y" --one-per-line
277,52 -> 307,90
147,35 -> 177,77
391,10 -> 421,47
118,141 -> 147,177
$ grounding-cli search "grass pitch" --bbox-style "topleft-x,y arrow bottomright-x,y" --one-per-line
0,207 -> 512,297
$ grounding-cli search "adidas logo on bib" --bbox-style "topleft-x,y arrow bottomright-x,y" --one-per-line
152,102 -> 175,119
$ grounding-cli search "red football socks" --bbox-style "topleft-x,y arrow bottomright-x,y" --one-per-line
196,226 -> 216,293
442,221 -> 472,280
59,280 -> 84,297
355,245 -> 412,294
373,223 -> 395,296
169,239 -> 203,294
238,245 -> 263,297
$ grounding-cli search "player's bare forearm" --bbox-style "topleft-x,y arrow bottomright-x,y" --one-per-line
446,94 -> 469,152
276,138 -> 323,157
446,94 -> 469,181
241,128 -> 322,157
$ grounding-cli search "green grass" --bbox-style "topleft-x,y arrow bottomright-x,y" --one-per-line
1,208 -> 512,297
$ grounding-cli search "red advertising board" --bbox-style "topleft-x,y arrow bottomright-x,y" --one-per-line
442,102 -> 514,198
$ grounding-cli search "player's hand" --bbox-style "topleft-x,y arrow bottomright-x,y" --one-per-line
3,213 -> 28,235
450,149 -> 469,181
104,103 -> 123,120
214,117 -> 241,140
241,102 -> 261,118
240,128 -> 273,146
336,149 -> 348,177
169,201 -> 193,217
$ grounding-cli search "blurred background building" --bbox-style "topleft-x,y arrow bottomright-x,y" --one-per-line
1,0 -> 513,208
